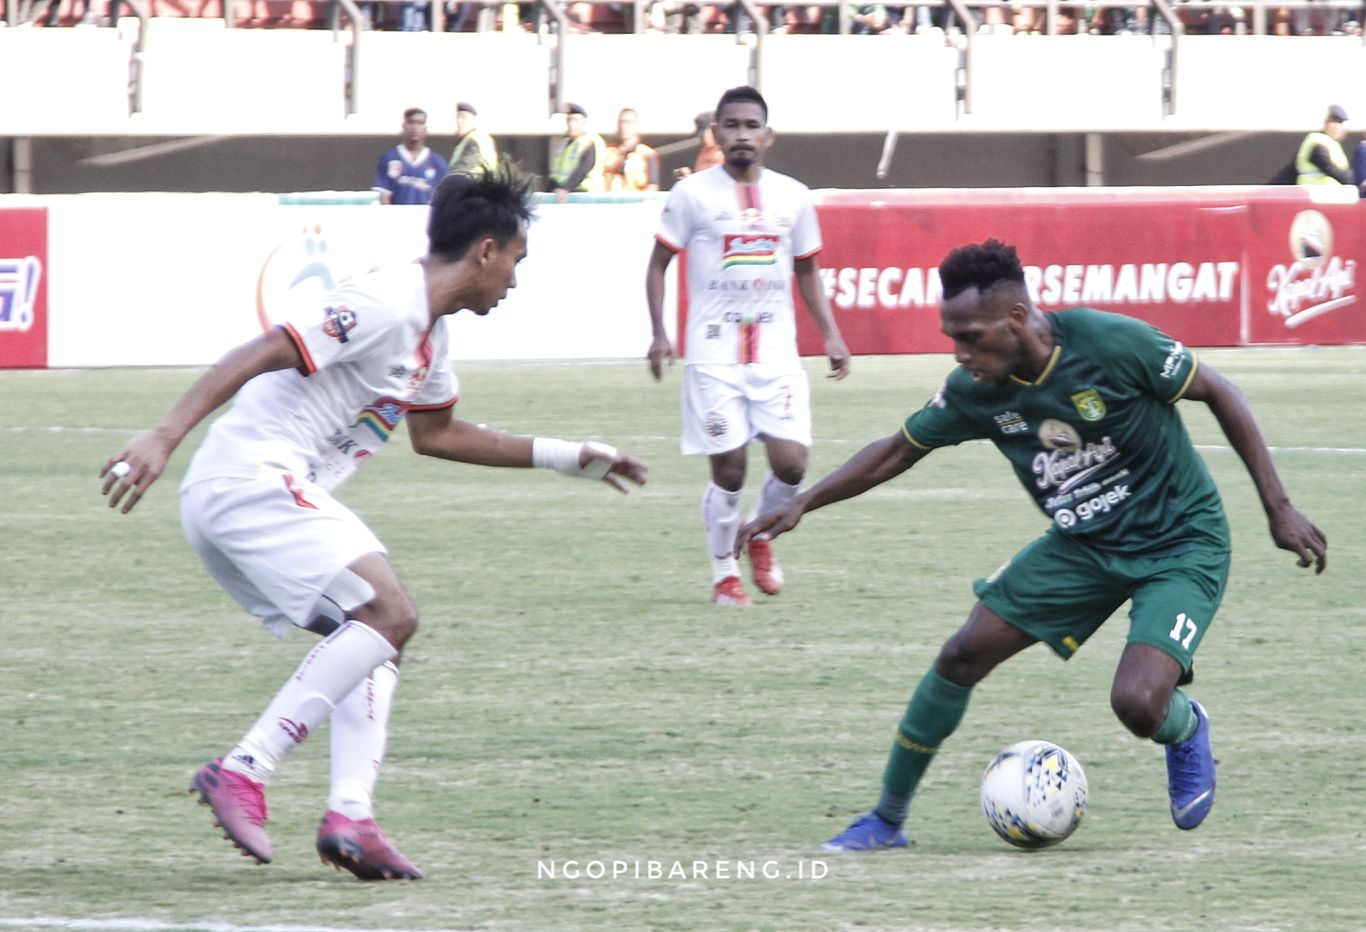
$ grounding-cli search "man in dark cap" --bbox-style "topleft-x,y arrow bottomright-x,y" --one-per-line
549,103 -> 607,202
449,101 -> 498,177
1295,105 -> 1354,186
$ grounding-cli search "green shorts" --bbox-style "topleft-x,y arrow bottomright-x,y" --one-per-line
972,529 -> 1230,672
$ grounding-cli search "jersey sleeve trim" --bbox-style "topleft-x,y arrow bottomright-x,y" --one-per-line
794,245 -> 822,261
654,233 -> 682,253
409,397 -> 458,412
901,423 -> 933,450
280,323 -> 317,376
1165,352 -> 1200,404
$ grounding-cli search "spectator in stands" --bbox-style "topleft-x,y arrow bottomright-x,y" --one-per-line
604,108 -> 662,193
548,103 -> 607,203
372,108 -> 450,206
448,102 -> 498,176
400,0 -> 430,30
1353,138 -> 1366,194
673,111 -> 724,182
849,2 -> 894,33
1295,105 -> 1354,186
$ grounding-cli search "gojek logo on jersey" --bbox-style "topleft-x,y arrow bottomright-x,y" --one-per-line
721,234 -> 778,270
1266,209 -> 1357,329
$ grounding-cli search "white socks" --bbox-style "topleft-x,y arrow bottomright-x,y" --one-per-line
703,474 -> 802,583
702,481 -> 742,582
327,660 -> 399,821
749,473 -> 801,523
224,620 -> 397,784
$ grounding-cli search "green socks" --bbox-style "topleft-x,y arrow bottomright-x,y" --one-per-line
874,669 -> 973,826
1151,688 -> 1198,745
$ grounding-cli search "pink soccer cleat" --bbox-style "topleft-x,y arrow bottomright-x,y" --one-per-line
317,810 -> 424,881
747,538 -> 784,596
190,758 -> 272,864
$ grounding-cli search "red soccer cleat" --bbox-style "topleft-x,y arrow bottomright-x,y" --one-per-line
712,575 -> 753,606
317,810 -> 424,881
747,538 -> 784,596
190,758 -> 272,865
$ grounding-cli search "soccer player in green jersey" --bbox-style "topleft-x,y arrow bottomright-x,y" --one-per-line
736,239 -> 1327,851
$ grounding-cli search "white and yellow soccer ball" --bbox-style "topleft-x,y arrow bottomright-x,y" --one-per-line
980,740 -> 1088,849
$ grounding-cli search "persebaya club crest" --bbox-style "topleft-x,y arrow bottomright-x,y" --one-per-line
1071,389 -> 1106,422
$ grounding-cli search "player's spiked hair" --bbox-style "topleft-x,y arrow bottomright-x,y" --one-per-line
426,158 -> 536,262
715,85 -> 768,123
938,239 -> 1027,300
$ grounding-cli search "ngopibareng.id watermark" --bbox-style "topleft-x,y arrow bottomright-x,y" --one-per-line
536,858 -> 829,882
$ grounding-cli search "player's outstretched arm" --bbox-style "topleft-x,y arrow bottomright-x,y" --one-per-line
1183,363 -> 1327,573
99,327 -> 304,515
406,409 -> 648,494
794,256 -> 850,381
645,241 -> 677,381
735,431 -> 926,554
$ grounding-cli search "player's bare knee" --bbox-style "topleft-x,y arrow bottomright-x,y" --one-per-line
772,463 -> 804,486
1110,683 -> 1164,738
933,636 -> 986,687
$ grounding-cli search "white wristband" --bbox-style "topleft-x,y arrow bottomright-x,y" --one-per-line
532,438 -> 618,480
532,437 -> 583,475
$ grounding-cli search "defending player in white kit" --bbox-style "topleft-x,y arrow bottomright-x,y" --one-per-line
646,85 -> 850,606
99,165 -> 647,880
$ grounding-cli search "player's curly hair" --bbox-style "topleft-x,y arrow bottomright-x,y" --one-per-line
715,85 -> 768,123
938,239 -> 1026,300
427,157 -> 536,261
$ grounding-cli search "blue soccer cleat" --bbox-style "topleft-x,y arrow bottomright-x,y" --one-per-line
1166,700 -> 1216,830
820,811 -> 909,852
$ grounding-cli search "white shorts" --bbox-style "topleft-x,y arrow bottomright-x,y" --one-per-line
180,473 -> 386,637
681,363 -> 812,456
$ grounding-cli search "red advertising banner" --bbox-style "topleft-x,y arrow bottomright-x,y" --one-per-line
794,187 -> 1364,356
0,208 -> 49,369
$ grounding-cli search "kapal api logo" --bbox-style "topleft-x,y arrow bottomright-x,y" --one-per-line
1266,209 -> 1357,329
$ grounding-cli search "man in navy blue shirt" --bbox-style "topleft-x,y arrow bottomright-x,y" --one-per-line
372,108 -> 450,205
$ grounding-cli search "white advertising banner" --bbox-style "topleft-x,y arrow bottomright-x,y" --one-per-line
30,194 -> 668,368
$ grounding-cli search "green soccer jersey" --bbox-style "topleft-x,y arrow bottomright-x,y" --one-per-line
903,307 -> 1228,555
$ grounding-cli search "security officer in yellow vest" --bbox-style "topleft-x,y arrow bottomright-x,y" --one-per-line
1295,105 -> 1354,186
550,103 -> 607,203
449,102 -> 498,177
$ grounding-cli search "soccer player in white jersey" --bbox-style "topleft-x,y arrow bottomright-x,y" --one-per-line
98,165 -> 648,880
645,85 -> 850,606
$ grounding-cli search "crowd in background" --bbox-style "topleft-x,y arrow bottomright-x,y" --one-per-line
16,0 -> 1363,36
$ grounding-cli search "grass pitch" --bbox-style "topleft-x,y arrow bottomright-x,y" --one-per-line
1,348 -> 1364,932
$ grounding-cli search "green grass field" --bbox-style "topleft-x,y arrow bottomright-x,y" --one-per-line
2,348 -> 1364,932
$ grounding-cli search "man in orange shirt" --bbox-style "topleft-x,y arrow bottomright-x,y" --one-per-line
604,108 -> 662,192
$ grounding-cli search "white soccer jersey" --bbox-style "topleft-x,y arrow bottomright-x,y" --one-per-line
183,262 -> 457,493
655,165 -> 822,368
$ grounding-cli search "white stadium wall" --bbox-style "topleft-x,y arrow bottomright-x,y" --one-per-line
4,25 -> 1366,136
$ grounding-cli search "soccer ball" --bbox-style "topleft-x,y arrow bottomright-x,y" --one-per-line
980,740 -> 1088,849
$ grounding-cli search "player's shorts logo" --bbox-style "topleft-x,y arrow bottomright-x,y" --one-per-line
1070,389 -> 1106,422
705,412 -> 729,437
